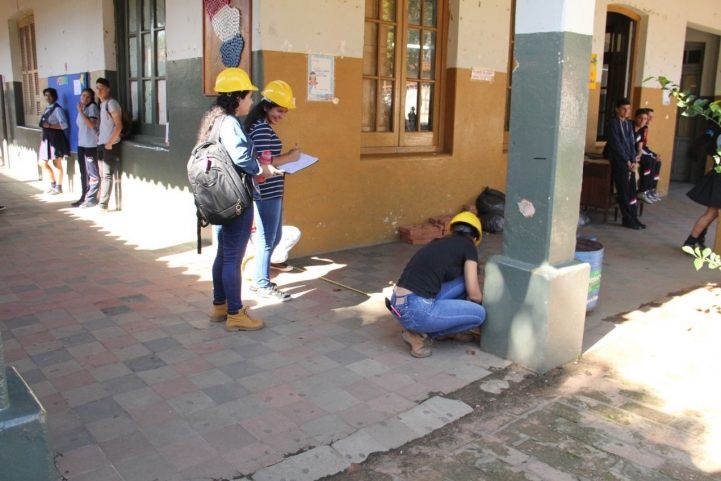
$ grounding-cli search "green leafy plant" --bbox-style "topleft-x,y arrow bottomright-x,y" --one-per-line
682,245 -> 721,271
646,76 -> 721,269
644,76 -> 721,173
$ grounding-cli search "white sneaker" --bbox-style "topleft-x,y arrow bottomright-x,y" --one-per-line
637,192 -> 653,205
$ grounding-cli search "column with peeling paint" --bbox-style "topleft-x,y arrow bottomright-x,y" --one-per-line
0,337 -> 55,479
481,0 -> 593,374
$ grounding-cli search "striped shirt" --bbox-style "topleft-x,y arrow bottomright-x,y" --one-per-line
248,119 -> 284,200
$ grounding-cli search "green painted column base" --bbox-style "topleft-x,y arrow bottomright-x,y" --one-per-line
481,256 -> 590,374
0,367 -> 55,481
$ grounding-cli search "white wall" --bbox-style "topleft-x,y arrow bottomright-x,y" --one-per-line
166,0 -> 203,61
591,0 -> 721,87
252,0 -> 364,58
448,0 -> 512,71
0,0 -> 113,81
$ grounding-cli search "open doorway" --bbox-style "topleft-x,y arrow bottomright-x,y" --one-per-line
671,30 -> 720,183
597,11 -> 637,141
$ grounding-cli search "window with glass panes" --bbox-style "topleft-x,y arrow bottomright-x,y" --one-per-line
18,15 -> 42,126
362,0 -> 444,153
125,0 -> 167,136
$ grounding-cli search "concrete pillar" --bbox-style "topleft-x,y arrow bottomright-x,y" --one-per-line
481,0 -> 593,374
0,338 -> 55,480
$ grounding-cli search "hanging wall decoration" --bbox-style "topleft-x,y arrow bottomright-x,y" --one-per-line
203,0 -> 251,95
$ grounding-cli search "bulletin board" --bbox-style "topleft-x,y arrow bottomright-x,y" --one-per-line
48,72 -> 89,153
202,0 -> 252,96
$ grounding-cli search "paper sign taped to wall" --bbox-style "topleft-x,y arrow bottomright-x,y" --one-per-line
471,68 -> 495,82
73,79 -> 82,95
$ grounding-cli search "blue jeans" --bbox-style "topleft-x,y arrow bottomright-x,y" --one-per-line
212,206 -> 254,313
390,277 -> 486,338
79,146 -> 99,203
252,197 -> 283,288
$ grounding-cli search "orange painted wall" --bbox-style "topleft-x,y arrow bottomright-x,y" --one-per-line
260,51 -> 509,256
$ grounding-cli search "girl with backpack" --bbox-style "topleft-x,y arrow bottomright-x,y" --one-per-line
39,88 -> 70,195
244,80 -> 301,301
198,68 -> 282,332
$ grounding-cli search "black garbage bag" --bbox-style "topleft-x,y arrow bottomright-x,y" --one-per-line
480,212 -> 504,233
476,187 -> 506,215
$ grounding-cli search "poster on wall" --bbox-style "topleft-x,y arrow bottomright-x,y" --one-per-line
48,72 -> 89,153
202,0 -> 251,96
589,54 -> 598,89
307,55 -> 334,102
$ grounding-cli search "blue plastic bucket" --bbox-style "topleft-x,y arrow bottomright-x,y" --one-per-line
574,237 -> 604,311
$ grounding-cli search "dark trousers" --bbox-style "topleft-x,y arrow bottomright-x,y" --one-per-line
639,154 -> 661,192
611,161 -> 638,222
98,143 -> 121,210
76,147 -> 89,200
78,146 -> 99,203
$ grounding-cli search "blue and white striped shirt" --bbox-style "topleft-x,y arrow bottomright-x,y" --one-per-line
248,119 -> 284,200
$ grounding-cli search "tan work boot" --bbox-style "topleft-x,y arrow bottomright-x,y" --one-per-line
225,307 -> 265,332
401,330 -> 432,358
436,331 -> 475,343
210,302 -> 227,323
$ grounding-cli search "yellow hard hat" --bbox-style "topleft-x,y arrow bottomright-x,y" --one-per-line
449,212 -> 482,246
262,80 -> 296,109
214,68 -> 258,93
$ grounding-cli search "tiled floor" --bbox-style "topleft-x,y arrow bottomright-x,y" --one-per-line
1,170 -> 719,480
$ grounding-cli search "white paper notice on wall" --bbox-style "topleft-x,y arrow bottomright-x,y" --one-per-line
73,79 -> 81,95
662,88 -> 671,106
471,68 -> 495,82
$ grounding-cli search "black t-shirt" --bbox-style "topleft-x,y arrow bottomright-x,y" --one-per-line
397,235 -> 478,298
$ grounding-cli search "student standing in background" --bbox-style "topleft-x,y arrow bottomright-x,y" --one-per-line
74,87 -> 100,208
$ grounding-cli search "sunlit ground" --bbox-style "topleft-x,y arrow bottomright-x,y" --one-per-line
585,284 -> 721,473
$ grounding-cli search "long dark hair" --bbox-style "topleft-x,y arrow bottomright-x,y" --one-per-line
81,87 -> 97,107
196,91 -> 251,143
243,98 -> 278,132
687,122 -> 721,162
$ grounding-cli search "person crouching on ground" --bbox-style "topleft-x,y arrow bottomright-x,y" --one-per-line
389,212 -> 486,358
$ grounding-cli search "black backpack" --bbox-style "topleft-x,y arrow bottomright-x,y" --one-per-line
187,117 -> 254,253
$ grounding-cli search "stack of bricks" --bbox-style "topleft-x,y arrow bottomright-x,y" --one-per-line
428,215 -> 454,235
399,223 -> 443,245
463,204 -> 478,215
400,210 -> 481,245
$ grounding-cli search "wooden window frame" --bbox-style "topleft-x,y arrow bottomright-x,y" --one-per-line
503,0 -> 516,150
18,15 -> 41,126
361,0 -> 447,155
118,0 -> 167,138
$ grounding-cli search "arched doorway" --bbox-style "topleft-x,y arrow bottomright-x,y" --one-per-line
597,9 -> 638,141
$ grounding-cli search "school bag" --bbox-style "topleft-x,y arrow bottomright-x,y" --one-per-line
187,116 -> 254,253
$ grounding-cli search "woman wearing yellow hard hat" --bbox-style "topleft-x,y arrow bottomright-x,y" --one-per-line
199,68 -> 282,332
243,80 -> 301,301
389,212 -> 486,358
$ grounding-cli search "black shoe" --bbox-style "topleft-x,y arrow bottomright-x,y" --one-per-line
622,219 -> 640,230
71,200 -> 84,207
635,220 -> 647,229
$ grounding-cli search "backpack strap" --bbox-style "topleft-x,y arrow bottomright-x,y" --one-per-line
209,116 -> 224,143
195,207 -> 209,254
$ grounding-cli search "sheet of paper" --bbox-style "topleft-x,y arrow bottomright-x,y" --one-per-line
281,153 -> 319,174
73,79 -> 82,95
